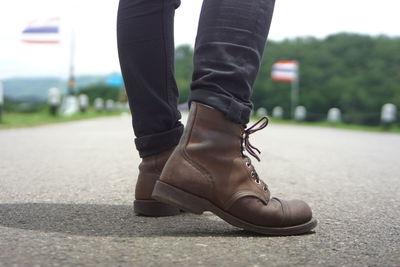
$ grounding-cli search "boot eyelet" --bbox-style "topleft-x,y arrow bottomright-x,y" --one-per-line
255,180 -> 261,184
263,186 -> 268,191
251,171 -> 256,178
246,162 -> 251,168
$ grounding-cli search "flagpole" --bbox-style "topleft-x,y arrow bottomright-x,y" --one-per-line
61,25 -> 80,115
0,81 -> 3,122
291,61 -> 300,119
67,27 -> 75,95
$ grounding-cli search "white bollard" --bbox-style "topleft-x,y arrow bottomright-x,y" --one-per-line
94,98 -> 104,112
381,103 -> 397,125
0,81 -> 4,122
115,102 -> 124,111
256,107 -> 268,117
48,87 -> 61,116
327,107 -> 342,123
294,106 -> 307,121
272,106 -> 284,119
78,94 -> 89,112
0,81 -> 3,105
61,96 -> 79,116
105,99 -> 115,111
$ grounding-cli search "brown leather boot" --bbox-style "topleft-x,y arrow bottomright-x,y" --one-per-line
152,102 -> 317,235
134,147 -> 181,216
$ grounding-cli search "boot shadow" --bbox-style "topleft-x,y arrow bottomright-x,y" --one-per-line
0,203 -> 315,237
0,203 -> 263,237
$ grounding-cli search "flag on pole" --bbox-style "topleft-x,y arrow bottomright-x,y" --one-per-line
21,18 -> 60,44
271,60 -> 298,83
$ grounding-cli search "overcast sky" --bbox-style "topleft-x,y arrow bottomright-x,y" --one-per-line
0,0 -> 399,79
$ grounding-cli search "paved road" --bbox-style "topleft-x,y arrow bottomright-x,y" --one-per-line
0,114 -> 399,266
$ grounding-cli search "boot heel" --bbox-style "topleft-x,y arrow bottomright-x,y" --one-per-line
152,181 -> 207,215
133,200 -> 181,217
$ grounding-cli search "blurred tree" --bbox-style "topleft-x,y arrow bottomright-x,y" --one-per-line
252,33 -> 400,124
78,85 -> 120,105
3,97 -> 46,113
175,34 -> 400,125
175,44 -> 193,103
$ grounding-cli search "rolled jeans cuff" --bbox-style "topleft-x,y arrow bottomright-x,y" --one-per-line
189,89 -> 252,125
135,124 -> 184,158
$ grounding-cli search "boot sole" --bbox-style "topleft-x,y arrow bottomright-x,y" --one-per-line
134,199 -> 181,217
152,181 -> 318,236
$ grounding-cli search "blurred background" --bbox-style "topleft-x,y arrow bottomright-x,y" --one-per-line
0,0 -> 399,130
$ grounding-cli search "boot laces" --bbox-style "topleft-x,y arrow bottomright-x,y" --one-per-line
241,116 -> 269,191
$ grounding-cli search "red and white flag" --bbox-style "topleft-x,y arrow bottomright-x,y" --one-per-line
271,60 -> 298,83
21,17 -> 60,44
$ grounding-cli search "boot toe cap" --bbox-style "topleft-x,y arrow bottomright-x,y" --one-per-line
281,199 -> 313,226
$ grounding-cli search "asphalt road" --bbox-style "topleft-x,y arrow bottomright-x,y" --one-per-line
0,113 -> 399,266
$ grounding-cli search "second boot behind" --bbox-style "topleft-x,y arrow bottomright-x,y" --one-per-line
134,147 -> 181,216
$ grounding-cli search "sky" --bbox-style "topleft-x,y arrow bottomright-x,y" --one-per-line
0,0 -> 399,79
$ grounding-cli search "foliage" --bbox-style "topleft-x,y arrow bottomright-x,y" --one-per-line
77,84 -> 122,104
175,44 -> 194,103
0,108 -> 122,129
3,97 -> 47,113
256,33 -> 400,125
174,33 -> 400,125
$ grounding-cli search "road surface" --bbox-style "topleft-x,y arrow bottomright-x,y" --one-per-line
0,114 -> 399,266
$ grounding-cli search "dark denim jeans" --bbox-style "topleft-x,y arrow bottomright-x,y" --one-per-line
117,0 -> 275,157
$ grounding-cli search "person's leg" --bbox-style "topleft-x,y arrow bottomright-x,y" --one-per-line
117,0 -> 183,158
117,0 -> 182,216
153,0 -> 317,235
190,0 -> 274,125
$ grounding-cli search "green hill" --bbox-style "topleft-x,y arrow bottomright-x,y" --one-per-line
2,75 -> 112,102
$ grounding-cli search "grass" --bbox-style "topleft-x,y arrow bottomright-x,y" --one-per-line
1,109 -> 398,134
0,109 -> 125,129
263,117 -> 400,134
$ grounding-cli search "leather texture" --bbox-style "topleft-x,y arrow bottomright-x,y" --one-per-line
160,102 -> 312,227
135,147 -> 175,201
